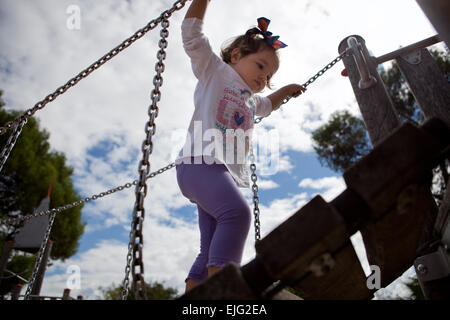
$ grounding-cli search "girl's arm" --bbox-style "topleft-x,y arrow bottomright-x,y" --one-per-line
268,84 -> 306,111
185,0 -> 210,20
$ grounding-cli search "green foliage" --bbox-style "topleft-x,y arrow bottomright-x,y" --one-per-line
100,281 -> 179,300
379,62 -> 422,124
380,49 -> 449,125
0,93 -> 85,259
312,110 -> 371,172
0,244 -> 36,295
0,89 -> 85,295
311,48 -> 449,300
312,48 -> 449,174
403,275 -> 425,300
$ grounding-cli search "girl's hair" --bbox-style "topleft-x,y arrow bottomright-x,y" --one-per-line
221,27 -> 280,89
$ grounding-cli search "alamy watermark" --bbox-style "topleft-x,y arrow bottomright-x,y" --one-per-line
170,121 -> 280,175
66,5 -> 81,30
66,264 -> 81,290
366,265 -> 381,290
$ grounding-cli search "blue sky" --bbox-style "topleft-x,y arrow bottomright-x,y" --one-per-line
0,0 -> 441,299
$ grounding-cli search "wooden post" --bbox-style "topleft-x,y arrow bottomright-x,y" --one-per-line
395,48 -> 450,299
62,288 -> 72,300
30,240 -> 53,297
339,35 -> 402,291
343,120 -> 447,287
416,0 -> 450,48
11,284 -> 23,300
0,241 -> 14,291
395,48 -> 450,129
338,35 -> 401,146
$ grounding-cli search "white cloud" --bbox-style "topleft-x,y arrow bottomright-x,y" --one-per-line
299,176 -> 346,201
257,179 -> 279,190
1,0 -> 436,300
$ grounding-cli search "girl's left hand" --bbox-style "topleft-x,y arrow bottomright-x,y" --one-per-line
286,83 -> 306,98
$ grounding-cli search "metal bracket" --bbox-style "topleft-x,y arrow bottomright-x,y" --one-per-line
414,245 -> 450,282
308,253 -> 335,277
347,37 -> 377,89
400,50 -> 422,65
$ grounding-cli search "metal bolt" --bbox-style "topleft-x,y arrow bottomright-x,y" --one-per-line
396,184 -> 418,215
416,264 -> 427,275
309,253 -> 335,277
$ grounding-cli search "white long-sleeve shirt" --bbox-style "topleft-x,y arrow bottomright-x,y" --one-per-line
175,18 -> 273,188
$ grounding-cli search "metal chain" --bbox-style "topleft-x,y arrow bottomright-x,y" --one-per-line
0,0 -> 188,137
249,145 -> 261,242
254,50 -> 348,124
24,211 -> 56,300
0,162 -> 175,226
0,119 -> 27,173
1,45 -> 347,264
121,13 -> 172,300
1,13 -> 346,296
248,50 -> 349,239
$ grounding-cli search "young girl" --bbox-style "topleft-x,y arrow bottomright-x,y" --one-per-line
175,0 -> 305,292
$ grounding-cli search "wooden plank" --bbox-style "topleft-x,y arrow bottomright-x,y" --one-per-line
435,179 -> 450,242
343,122 -> 443,217
344,120 -> 449,289
255,196 -> 370,299
338,35 -> 400,146
361,183 -> 432,288
375,35 -> 441,65
416,0 -> 450,47
271,289 -> 303,300
255,196 -> 349,282
293,241 -> 372,300
179,263 -> 257,300
395,48 -> 450,129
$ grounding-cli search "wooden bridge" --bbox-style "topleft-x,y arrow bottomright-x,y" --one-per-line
179,2 -> 450,300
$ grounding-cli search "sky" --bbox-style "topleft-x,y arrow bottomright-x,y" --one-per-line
0,0 -> 441,299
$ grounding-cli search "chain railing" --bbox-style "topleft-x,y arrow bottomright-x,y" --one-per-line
1,45 -> 348,247
0,0 -> 350,299
0,162 -> 176,226
121,9 -> 174,300
254,49 -> 349,124
248,49 -> 349,239
249,146 -> 261,242
0,0 -> 189,174
24,212 -> 56,300
0,118 -> 27,173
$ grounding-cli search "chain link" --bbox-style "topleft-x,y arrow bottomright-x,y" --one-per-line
121,14 -> 173,300
249,50 -> 348,239
0,163 -> 175,226
0,118 -> 27,173
24,211 -> 56,300
254,50 -> 348,124
249,146 -> 261,242
2,3 -> 347,297
0,0 -> 188,137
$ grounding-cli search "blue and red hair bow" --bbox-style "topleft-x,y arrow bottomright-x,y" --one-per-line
257,17 -> 287,49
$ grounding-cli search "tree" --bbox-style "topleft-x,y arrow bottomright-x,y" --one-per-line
312,49 -> 449,175
0,90 -> 85,295
312,110 -> 371,172
311,49 -> 449,299
100,281 -> 179,300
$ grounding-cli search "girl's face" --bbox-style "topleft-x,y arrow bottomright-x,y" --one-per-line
229,48 -> 279,93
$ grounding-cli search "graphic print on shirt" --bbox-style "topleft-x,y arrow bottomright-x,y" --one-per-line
215,85 -> 255,132
216,86 -> 256,162
215,85 -> 256,160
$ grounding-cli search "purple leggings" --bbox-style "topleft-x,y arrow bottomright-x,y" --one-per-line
176,158 -> 251,283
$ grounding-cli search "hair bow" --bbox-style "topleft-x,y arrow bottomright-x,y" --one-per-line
257,17 -> 287,49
